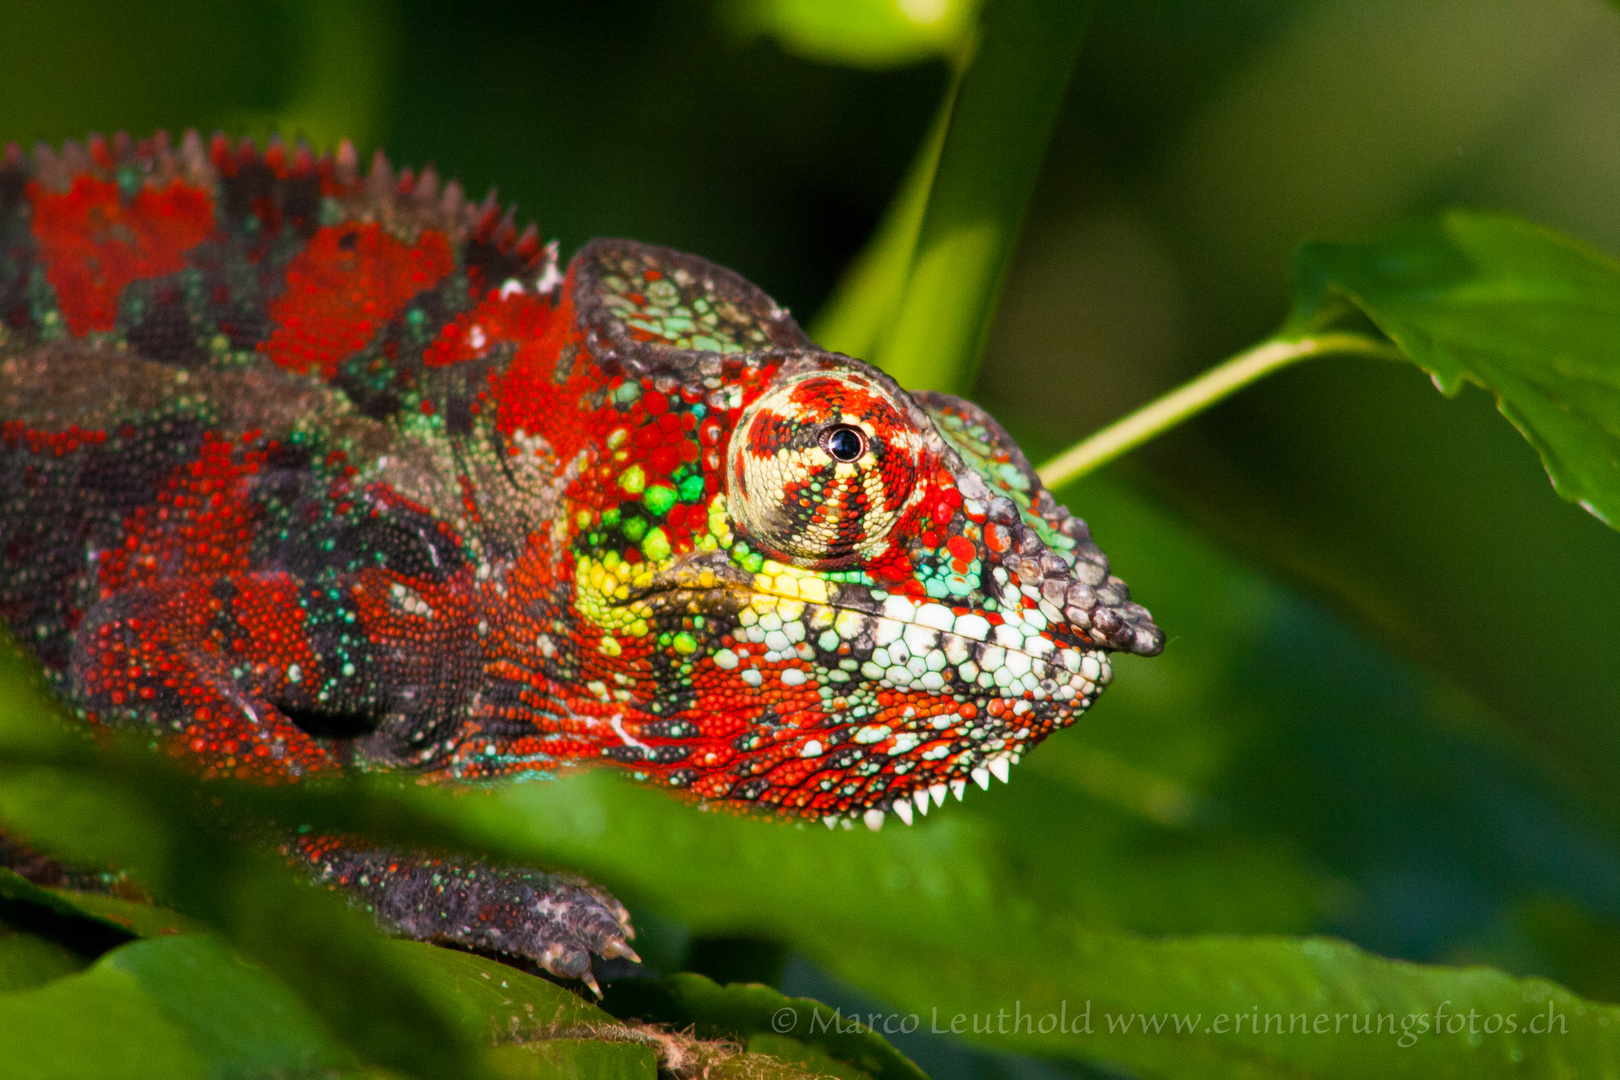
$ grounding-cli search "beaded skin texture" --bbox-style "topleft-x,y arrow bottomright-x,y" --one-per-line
0,132 -> 1162,986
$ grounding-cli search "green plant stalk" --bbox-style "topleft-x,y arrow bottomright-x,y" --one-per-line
1036,331 -> 1403,489
875,0 -> 1092,394
809,88 -> 954,358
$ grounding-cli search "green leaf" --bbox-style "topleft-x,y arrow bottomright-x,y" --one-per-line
404,769 -> 1620,1078
833,928 -> 1619,1079
0,926 -> 85,993
810,96 -> 951,360
41,889 -> 209,941
1291,209 -> 1620,529
724,0 -> 978,70
0,869 -> 136,987
379,939 -> 612,1041
745,1034 -> 874,1080
0,935 -> 356,1080
0,663 -> 493,1080
485,1040 -> 656,1080
872,0 -> 1090,393
604,972 -> 925,1080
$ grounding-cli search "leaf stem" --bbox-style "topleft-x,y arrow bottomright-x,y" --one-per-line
1035,331 -> 1403,489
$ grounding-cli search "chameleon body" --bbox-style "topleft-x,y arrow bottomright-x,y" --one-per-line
0,132 -> 1162,986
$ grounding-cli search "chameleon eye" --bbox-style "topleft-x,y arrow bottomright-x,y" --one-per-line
727,372 -> 922,569
821,424 -> 866,463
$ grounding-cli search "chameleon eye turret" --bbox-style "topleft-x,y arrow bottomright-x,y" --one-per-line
726,370 -> 926,570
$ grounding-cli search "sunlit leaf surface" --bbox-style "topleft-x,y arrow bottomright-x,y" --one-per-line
1293,210 -> 1620,528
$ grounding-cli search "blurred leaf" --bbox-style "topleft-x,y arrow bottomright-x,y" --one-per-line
241,0 -> 400,151
0,868 -> 133,939
41,890 -> 208,941
605,972 -> 926,1080
426,771 -> 1620,1078
485,1040 -> 656,1080
0,869 -> 136,984
726,0 -> 979,69
0,926 -> 85,993
0,665 -> 494,1080
811,95 -> 952,359
1291,209 -> 1620,528
745,1034 -> 876,1080
380,939 -> 611,1040
837,928 -> 1619,1079
0,935 -> 356,1080
874,0 -> 1090,393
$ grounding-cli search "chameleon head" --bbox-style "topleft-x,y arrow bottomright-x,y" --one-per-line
530,240 -> 1162,826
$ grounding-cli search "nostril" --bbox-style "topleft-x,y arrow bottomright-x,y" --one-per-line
1134,625 -> 1166,656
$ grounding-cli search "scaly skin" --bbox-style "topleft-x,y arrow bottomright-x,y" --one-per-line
0,132 -> 1162,990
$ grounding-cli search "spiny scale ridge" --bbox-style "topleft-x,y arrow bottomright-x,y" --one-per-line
7,130 -> 549,276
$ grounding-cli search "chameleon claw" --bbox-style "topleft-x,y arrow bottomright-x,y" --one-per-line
603,938 -> 642,964
580,970 -> 604,999
971,766 -> 991,791
863,808 -> 885,831
893,799 -> 913,826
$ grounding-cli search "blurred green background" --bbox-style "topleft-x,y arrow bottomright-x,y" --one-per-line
5,1 -> 1620,1076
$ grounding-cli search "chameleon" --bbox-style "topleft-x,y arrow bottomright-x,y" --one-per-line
0,131 -> 1163,992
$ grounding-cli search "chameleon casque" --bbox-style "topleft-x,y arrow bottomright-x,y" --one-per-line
0,132 -> 1162,992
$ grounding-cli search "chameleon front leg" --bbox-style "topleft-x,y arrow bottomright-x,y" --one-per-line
287,833 -> 639,994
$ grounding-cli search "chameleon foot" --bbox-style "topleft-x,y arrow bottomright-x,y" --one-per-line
294,839 -> 637,993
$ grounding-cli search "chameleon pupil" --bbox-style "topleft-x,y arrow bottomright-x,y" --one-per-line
824,425 -> 865,462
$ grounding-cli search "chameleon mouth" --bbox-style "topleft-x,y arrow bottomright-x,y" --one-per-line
607,566 -> 1109,827
612,550 -> 1116,709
